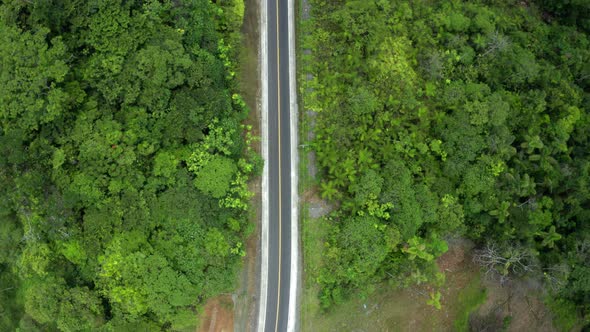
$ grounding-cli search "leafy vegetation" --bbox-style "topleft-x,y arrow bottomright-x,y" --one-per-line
0,0 -> 253,330
545,296 -> 580,332
303,0 -> 590,327
454,276 -> 487,332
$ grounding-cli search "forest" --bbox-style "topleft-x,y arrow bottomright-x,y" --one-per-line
0,0 -> 254,330
303,0 -> 589,328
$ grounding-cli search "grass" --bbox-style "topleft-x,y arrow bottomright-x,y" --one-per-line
295,0 -> 316,194
297,128 -> 314,192
297,0 -> 326,328
453,275 -> 487,332
300,204 -> 325,331
300,268 -> 486,332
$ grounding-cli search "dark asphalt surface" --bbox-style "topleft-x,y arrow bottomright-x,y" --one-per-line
265,0 -> 292,331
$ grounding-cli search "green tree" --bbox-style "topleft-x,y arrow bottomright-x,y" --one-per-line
194,155 -> 237,198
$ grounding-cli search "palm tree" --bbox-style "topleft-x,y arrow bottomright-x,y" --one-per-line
320,181 -> 339,201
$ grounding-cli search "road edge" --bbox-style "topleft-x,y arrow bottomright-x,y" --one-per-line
287,0 -> 300,329
256,0 -> 269,329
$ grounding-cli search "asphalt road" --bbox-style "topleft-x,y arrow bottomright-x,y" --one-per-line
264,0 -> 292,330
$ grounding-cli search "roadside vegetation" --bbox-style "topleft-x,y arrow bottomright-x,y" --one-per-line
0,0 -> 255,330
302,0 -> 590,329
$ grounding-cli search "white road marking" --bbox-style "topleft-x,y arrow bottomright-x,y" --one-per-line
257,0 -> 299,330
286,0 -> 299,329
274,0 -> 283,329
257,0 -> 269,329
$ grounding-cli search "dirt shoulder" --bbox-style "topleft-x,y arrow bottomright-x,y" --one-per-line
232,0 -> 262,330
197,296 -> 234,332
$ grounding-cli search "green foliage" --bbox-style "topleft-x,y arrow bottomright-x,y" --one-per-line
0,271 -> 22,330
427,291 -> 442,310
403,235 -> 448,263
306,0 -> 590,324
544,297 -> 580,332
205,228 -> 231,257
58,240 -> 87,266
194,155 -> 237,198
0,0 -> 253,329
318,214 -> 394,308
98,238 -> 199,324
403,237 -> 434,262
24,277 -> 66,325
535,0 -> 590,32
57,287 -> 104,332
453,276 -> 487,332
0,25 -> 68,132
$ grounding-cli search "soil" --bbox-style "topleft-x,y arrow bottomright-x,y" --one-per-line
472,277 -> 557,332
301,233 -> 560,332
437,238 -> 474,273
300,239 -> 484,332
197,296 -> 235,332
232,0 -> 262,331
437,239 -> 557,332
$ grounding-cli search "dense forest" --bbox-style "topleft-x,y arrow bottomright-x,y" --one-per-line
303,0 -> 589,328
0,0 -> 254,330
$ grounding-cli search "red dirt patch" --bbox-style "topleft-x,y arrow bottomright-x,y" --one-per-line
197,295 -> 234,332
437,240 -> 467,273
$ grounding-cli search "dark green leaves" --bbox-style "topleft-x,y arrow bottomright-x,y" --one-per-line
307,0 -> 590,320
0,0 -> 252,329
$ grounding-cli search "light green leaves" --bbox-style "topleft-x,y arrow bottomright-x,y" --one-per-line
427,291 -> 443,310
153,151 -> 179,179
194,155 -> 237,198
403,235 -> 448,262
58,240 -> 87,266
403,237 -> 434,261
205,228 -> 230,258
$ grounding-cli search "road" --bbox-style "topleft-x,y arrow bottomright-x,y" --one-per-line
258,0 -> 298,330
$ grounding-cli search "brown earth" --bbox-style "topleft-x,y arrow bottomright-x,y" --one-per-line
300,239 -> 483,332
437,238 -> 473,273
472,276 -> 557,332
438,239 -> 557,332
196,296 -> 234,332
232,0 -> 262,331
301,233 -> 560,332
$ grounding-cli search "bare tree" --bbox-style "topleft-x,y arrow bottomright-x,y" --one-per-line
473,243 -> 537,284
482,31 -> 510,58
574,238 -> 590,260
542,263 -> 569,292
419,50 -> 444,80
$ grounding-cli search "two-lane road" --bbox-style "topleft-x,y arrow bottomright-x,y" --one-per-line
258,0 -> 298,330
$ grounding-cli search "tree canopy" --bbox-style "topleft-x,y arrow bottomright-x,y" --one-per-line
0,0 -> 253,330
304,0 -> 590,326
